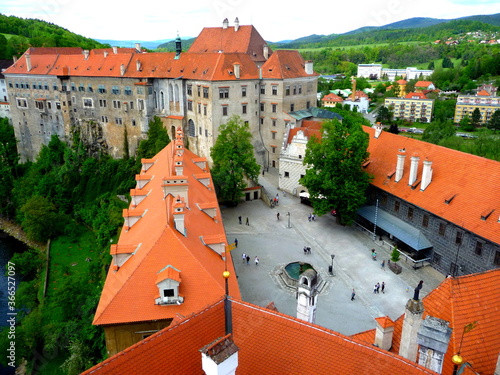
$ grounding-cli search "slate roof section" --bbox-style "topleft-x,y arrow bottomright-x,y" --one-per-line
363,126 -> 500,245
83,298 -> 439,375
288,107 -> 343,121
93,132 -> 240,326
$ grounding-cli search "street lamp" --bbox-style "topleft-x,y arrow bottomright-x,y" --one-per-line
330,254 -> 335,275
286,212 -> 291,228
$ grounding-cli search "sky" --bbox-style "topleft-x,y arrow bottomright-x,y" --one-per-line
1,0 -> 500,43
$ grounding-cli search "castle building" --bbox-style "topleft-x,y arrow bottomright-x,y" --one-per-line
453,93 -> 500,125
384,92 -> 435,123
92,128 -> 241,356
3,19 -> 318,168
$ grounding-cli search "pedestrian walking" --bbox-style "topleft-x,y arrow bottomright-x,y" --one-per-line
277,212 -> 280,221
312,214 -> 316,221
303,246 -> 307,255
376,282 -> 380,294
381,260 -> 385,270
307,246 -> 311,254
246,217 -> 249,226
238,216 -> 242,224
255,256 -> 259,266
373,284 -> 377,294
234,238 -> 238,248
242,253 -> 246,263
308,214 -> 312,222
246,255 -> 250,265
351,289 -> 356,301
381,281 -> 385,294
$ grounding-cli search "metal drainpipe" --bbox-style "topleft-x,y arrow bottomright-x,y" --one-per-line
257,67 -> 269,170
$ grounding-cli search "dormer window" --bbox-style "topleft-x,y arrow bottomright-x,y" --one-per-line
155,265 -> 184,305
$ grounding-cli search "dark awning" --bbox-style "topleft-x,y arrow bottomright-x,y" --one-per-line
357,206 -> 432,251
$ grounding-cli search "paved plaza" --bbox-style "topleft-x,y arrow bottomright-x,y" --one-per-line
221,172 -> 445,336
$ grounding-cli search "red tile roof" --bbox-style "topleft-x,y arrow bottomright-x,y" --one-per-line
322,93 -> 343,102
476,89 -> 490,96
404,92 -> 428,99
355,269 -> 500,375
261,50 -> 318,79
415,81 -> 434,88
188,25 -> 270,62
83,297 -> 439,375
397,79 -> 408,85
286,120 -> 321,144
364,126 -> 500,245
93,132 -> 240,326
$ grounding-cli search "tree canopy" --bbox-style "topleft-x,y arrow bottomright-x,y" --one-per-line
136,116 -> 171,159
210,115 -> 260,205
300,118 -> 372,225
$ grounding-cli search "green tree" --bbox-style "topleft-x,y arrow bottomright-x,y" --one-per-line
0,118 -> 19,216
487,109 -> 500,133
376,106 -> 393,124
442,56 -> 454,68
422,120 -> 456,144
210,115 -> 260,205
300,118 -> 372,225
20,196 -> 67,242
136,116 -> 170,159
459,115 -> 474,132
471,108 -> 481,128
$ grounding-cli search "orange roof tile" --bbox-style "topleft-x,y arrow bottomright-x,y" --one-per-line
404,92 -> 428,99
93,134 -> 240,327
476,89 -> 490,96
415,81 -> 434,87
261,50 -> 318,79
397,79 -> 408,85
83,297 -> 439,375
363,126 -> 500,245
322,93 -> 343,102
188,25 -> 270,62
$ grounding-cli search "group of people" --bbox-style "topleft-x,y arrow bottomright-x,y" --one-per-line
238,216 -> 250,225
242,253 -> 259,266
308,213 -> 316,222
303,246 -> 312,254
373,281 -> 386,294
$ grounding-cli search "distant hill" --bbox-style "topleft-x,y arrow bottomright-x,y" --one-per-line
95,38 -> 175,50
157,37 -> 196,51
273,13 -> 500,49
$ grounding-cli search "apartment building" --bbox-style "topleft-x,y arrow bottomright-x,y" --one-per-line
453,93 -> 500,124
385,92 -> 434,123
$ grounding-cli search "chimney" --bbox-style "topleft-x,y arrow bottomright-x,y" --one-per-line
409,154 -> 420,186
399,298 -> 425,362
136,59 -> 141,71
120,64 -> 125,76
200,335 -> 239,375
233,63 -> 240,79
373,123 -> 383,138
135,43 -> 141,53
104,51 -> 108,58
263,45 -> 269,60
234,17 -> 239,31
395,151 -> 406,182
305,60 -> 313,75
12,56 -> 17,63
83,50 -> 89,60
112,46 -> 118,54
374,316 -> 395,351
259,66 -> 262,80
350,76 -> 357,101
25,54 -> 32,72
173,196 -> 186,235
420,159 -> 433,191
222,18 -> 229,29
416,316 -> 452,373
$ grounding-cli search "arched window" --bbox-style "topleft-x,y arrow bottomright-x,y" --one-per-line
188,119 -> 195,137
160,91 -> 165,110
153,91 -> 158,109
174,84 -> 180,103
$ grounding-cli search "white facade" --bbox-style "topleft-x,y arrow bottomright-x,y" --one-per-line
357,64 -> 382,79
279,128 -> 309,195
358,65 -> 433,81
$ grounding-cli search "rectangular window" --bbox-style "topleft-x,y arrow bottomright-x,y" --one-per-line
187,84 -> 192,96
293,85 -> 297,95
203,87 -> 209,98
272,104 -> 277,113
285,86 -> 290,96
439,223 -> 446,236
422,215 -> 429,228
455,231 -> 462,245
187,101 -> 193,111
197,86 -> 201,97
78,84 -> 85,92
272,146 -> 276,154
260,85 -> 265,94
138,99 -> 145,110
219,88 -> 229,99
47,102 -> 52,110
222,105 -> 228,116
101,115 -> 108,123
115,118 -> 123,125
199,126 -> 202,136
35,101 -> 44,110
290,103 -> 295,112
272,86 -> 278,95
433,253 -> 441,265
241,86 -> 247,97
272,132 -> 276,139
474,241 -> 483,256
272,119 -> 277,127
44,83 -> 48,90
124,86 -> 132,95
53,84 -> 58,91
137,87 -> 144,95
242,104 -> 247,114
71,82 -> 76,91
113,100 -> 121,109
129,101 -> 134,110
16,98 -> 28,108
198,103 -> 201,114
87,84 -> 93,93
260,117 -> 264,125
394,201 -> 400,213
203,105 -> 207,115
205,129 -> 208,137
98,85 -> 106,94
55,102 -> 61,110
284,171 -> 290,178
83,98 -> 93,108
112,86 -> 120,95
298,85 -> 302,94
260,102 -> 265,112
306,101 -> 310,109
407,207 -> 414,220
